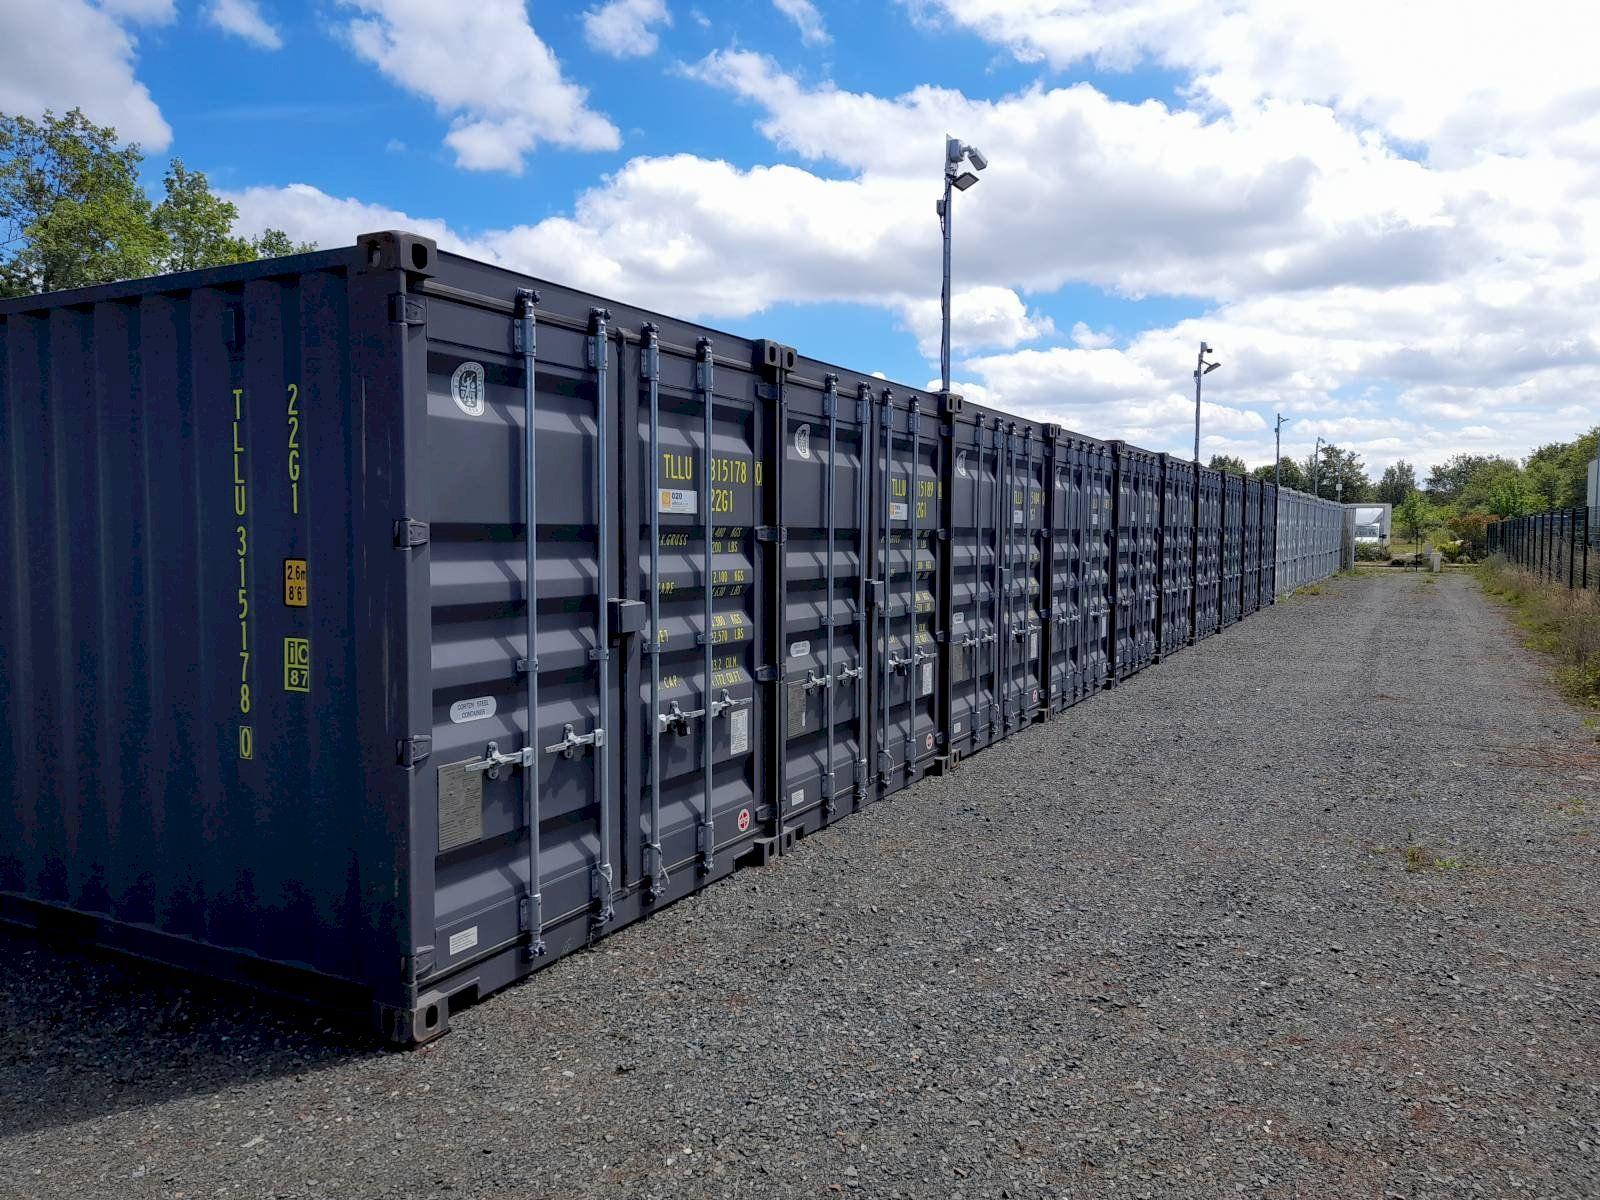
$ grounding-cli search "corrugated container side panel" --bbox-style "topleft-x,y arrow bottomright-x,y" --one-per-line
0,263 -> 397,998
1220,473 -> 1245,627
1193,467 -> 1222,639
1242,478 -> 1263,616
1260,484 -> 1278,604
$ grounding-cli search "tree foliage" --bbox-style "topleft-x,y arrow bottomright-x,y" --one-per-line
1250,456 -> 1307,490
1207,454 -> 1248,475
1,108 -> 313,299
1394,491 -> 1433,546
1375,460 -> 1417,504
1301,443 -> 1372,502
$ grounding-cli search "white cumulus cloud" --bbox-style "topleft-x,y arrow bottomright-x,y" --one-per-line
583,0 -> 671,59
0,0 -> 171,149
337,0 -> 620,172
206,0 -> 282,49
773,0 -> 829,45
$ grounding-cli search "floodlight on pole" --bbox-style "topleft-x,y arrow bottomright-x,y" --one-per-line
939,135 -> 987,395
1192,342 -> 1220,464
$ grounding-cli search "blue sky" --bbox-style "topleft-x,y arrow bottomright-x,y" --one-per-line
6,1 -> 1597,474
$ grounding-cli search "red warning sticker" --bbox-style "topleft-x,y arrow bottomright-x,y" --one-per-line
737,808 -> 751,833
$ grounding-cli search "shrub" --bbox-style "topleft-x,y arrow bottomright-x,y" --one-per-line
1479,558 -> 1600,706
1354,542 -> 1390,562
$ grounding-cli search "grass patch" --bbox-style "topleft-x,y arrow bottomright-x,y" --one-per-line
1370,839 -> 1470,873
1477,558 -> 1600,708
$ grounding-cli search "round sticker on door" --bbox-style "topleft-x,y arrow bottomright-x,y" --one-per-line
736,807 -> 751,832
794,423 -> 812,459
956,450 -> 969,479
924,733 -> 935,751
450,361 -> 486,417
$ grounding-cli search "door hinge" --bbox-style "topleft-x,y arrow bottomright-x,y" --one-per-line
398,734 -> 432,768
756,526 -> 787,543
394,519 -> 430,548
389,294 -> 427,326
403,944 -> 436,983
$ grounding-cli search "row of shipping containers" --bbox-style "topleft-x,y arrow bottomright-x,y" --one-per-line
0,234 -> 1341,1042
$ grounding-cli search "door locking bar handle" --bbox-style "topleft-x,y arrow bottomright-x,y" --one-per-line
544,723 -> 605,759
466,740 -> 533,779
836,663 -> 863,681
658,701 -> 705,735
802,669 -> 833,692
710,689 -> 750,718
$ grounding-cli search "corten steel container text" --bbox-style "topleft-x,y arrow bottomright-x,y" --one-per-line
0,234 -> 1344,1041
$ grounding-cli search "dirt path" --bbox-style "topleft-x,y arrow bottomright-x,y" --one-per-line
3,570 -> 1597,1199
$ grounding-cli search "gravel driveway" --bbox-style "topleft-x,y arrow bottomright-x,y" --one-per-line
3,569 -> 1597,1199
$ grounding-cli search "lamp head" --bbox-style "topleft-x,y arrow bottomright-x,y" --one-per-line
953,171 -> 980,191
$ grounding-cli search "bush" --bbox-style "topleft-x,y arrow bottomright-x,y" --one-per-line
1479,558 -> 1600,706
1439,540 -> 1466,563
1354,542 -> 1390,562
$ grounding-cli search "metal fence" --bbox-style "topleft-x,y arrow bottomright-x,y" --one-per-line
1275,488 -> 1345,596
1488,506 -> 1597,588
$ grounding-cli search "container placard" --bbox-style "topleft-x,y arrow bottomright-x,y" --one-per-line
729,706 -> 750,755
450,696 -> 497,724
436,762 -> 484,853
890,501 -> 909,521
659,488 -> 697,514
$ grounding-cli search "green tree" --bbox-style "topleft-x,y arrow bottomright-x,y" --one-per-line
1375,460 -> 1417,505
1486,474 -> 1535,518
1,108 -> 314,298
0,108 -> 163,296
1304,443 -> 1371,501
1207,454 -> 1247,475
1394,491 -> 1433,554
1250,457 -> 1307,490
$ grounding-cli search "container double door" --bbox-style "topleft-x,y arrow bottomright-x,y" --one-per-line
1045,435 -> 1113,711
417,293 -> 774,980
1242,478 -> 1264,616
872,392 -> 945,792
1111,446 -> 1161,679
1157,456 -> 1196,657
1193,467 -> 1223,640
1220,473 -> 1246,627
779,373 -> 871,825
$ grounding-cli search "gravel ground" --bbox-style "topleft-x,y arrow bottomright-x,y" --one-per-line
3,569 -> 1598,1200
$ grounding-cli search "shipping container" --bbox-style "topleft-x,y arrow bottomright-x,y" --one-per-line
1193,466 -> 1223,640
1242,477 -> 1264,616
1110,442 -> 1162,680
1258,483 -> 1279,607
1043,429 -> 1113,711
1156,455 -> 1196,658
1220,472 -> 1246,627
0,233 -> 1347,1043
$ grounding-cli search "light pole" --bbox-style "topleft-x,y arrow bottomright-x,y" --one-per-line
1313,436 -> 1325,498
1193,342 -> 1220,464
937,135 -> 987,394
1274,413 -> 1290,489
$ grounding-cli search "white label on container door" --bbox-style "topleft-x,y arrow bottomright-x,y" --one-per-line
450,696 -> 497,724
920,662 -> 934,697
1029,632 -> 1040,658
659,488 -> 697,514
788,639 -> 810,658
729,707 -> 750,755
448,926 -> 478,956
790,788 -> 805,808
1013,507 -> 1025,526
890,501 -> 909,521
953,611 -> 965,629
794,423 -> 812,459
450,362 -> 486,417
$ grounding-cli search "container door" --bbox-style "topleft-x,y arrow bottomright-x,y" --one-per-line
1083,443 -> 1114,696
633,333 -> 764,897
1003,428 -> 1046,728
780,373 -> 870,825
950,416 -> 999,754
420,294 -> 622,979
874,392 -> 942,792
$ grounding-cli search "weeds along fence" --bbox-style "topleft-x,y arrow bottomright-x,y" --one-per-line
1488,507 -> 1598,589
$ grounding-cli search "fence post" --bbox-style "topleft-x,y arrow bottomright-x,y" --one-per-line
1570,509 -> 1577,589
